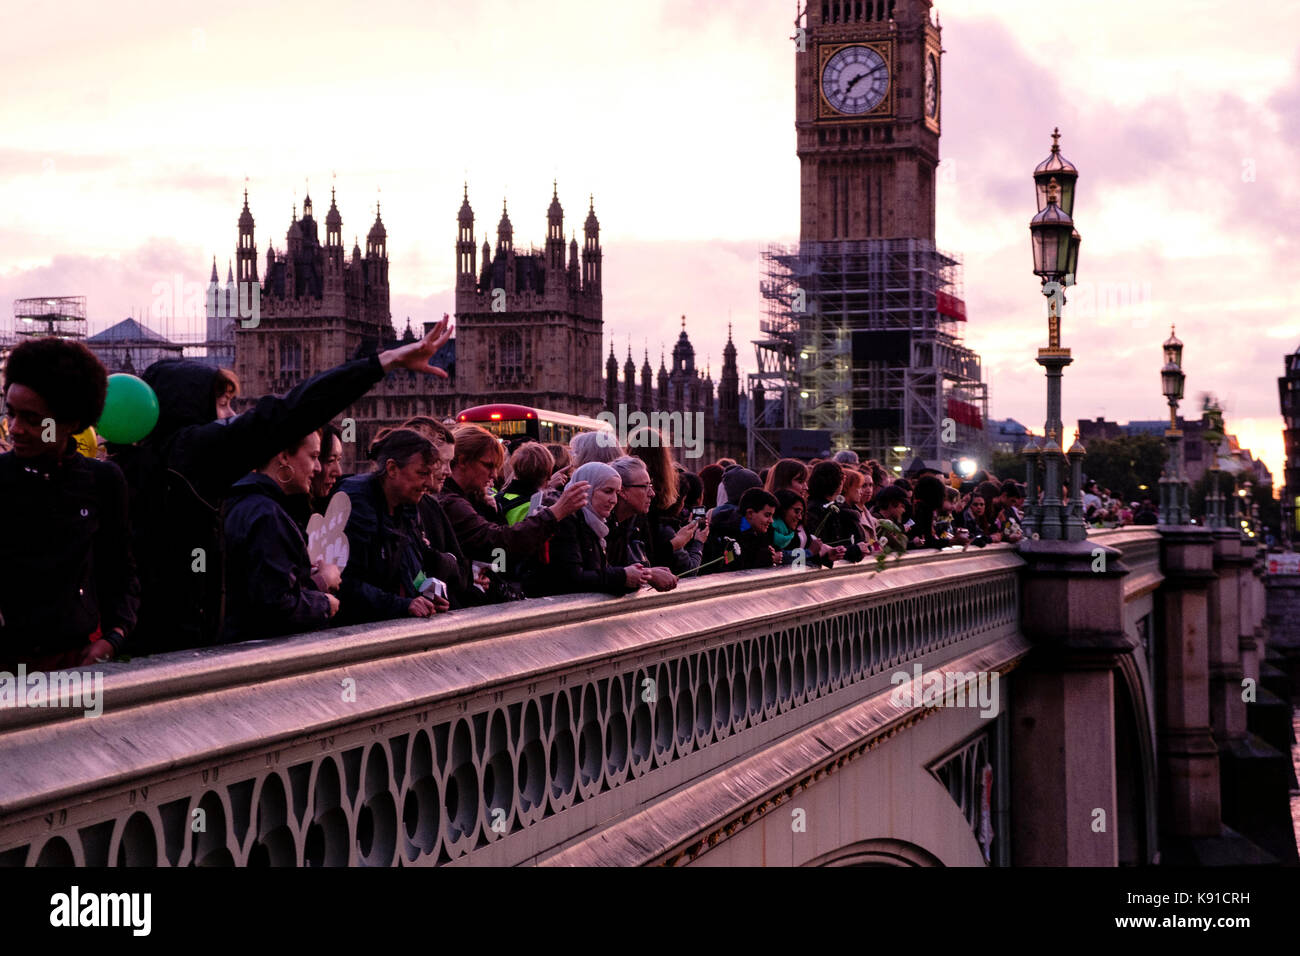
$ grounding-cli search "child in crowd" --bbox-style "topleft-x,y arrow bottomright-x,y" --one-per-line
496,442 -> 554,526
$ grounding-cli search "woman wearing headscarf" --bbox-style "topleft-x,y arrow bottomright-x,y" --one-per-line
527,461 -> 652,597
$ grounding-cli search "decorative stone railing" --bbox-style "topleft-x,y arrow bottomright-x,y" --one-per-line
0,545 -> 1025,867
1088,527 -> 1163,601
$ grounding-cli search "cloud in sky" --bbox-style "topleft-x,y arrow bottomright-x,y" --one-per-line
0,0 -> 1296,479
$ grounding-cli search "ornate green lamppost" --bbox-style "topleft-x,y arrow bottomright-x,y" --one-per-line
1024,129 -> 1084,541
1158,327 -> 1190,525
1203,396 -> 1226,528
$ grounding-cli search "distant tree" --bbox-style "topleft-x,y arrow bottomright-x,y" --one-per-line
990,451 -> 1025,482
1077,435 -> 1168,503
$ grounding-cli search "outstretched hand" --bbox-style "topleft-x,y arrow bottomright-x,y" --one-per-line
379,314 -> 454,376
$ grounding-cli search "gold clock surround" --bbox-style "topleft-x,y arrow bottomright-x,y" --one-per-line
924,43 -> 941,134
817,40 -> 895,121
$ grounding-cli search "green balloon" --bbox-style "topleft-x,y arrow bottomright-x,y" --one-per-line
97,374 -> 160,444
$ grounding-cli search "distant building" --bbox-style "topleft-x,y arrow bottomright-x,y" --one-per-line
230,188 -> 456,469
223,184 -> 746,471
85,317 -> 183,375
988,417 -> 1034,454
1077,416 -> 1125,443
1281,344 -> 1300,542
1076,415 -> 1269,487
602,318 -> 745,465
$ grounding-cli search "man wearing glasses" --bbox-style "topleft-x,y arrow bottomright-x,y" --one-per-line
607,457 -> 678,592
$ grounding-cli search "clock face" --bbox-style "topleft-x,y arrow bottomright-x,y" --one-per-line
821,45 -> 889,115
925,54 -> 938,118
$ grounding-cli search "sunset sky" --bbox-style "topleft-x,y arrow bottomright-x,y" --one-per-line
1,0 -> 1296,480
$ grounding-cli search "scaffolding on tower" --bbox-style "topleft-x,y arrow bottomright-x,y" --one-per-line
750,239 -> 988,473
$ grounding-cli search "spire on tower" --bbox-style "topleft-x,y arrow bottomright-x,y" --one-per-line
210,257 -> 218,283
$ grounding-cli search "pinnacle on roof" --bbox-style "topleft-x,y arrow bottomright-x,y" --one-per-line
326,186 -> 342,228
458,182 -> 473,223
238,188 -> 254,228
367,202 -> 386,240
210,257 -> 218,283
585,194 -> 599,231
548,180 -> 563,221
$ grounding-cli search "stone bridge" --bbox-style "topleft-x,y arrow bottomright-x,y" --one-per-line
0,525 -> 1293,867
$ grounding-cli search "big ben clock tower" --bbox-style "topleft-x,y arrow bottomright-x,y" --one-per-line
797,0 -> 942,241
751,0 -> 986,472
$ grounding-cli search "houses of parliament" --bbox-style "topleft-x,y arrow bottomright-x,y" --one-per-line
217,185 -> 746,468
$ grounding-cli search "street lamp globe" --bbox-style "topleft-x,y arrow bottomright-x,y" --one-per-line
1162,325 -> 1183,368
1030,178 -> 1075,281
1034,127 -> 1079,217
1161,361 -> 1186,402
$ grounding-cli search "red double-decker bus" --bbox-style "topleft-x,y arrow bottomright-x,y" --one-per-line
455,403 -> 613,446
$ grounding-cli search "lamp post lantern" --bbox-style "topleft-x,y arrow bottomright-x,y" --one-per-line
1158,326 -> 1190,525
1202,396 -> 1226,528
1024,129 -> 1085,541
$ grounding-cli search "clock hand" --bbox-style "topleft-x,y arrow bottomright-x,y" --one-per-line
845,72 -> 866,92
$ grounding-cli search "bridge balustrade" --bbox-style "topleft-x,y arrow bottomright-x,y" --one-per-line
0,544 -> 1024,867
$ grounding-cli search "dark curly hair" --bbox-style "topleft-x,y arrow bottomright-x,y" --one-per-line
3,337 -> 108,431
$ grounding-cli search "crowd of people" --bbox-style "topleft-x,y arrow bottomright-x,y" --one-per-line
0,329 -> 1049,672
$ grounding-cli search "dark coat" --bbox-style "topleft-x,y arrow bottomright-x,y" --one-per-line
806,497 -> 866,562
701,505 -> 777,574
221,473 -> 332,643
416,493 -> 481,610
336,472 -> 425,624
438,475 -> 558,566
116,354 -> 386,654
646,504 -> 704,573
0,442 -> 140,666
528,511 -> 636,596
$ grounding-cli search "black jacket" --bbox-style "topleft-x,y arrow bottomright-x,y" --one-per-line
416,493 -> 481,610
0,442 -> 140,665
116,354 -> 385,654
438,475 -> 558,566
806,497 -> 866,562
646,504 -> 703,573
221,473 -> 332,643
701,505 -> 776,574
527,511 -> 636,596
336,472 -> 425,624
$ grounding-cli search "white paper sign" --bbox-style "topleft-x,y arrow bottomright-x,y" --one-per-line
307,493 -> 351,570
1266,552 -> 1300,575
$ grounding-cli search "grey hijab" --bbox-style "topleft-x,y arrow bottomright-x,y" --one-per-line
570,461 -> 620,541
